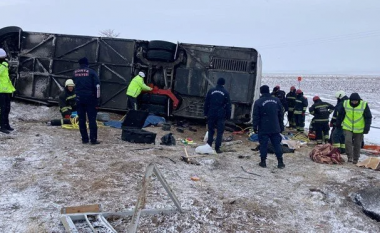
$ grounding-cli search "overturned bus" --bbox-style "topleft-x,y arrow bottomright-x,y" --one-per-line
0,26 -> 262,121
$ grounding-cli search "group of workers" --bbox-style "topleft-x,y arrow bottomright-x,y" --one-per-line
257,84 -> 373,167
0,46 -> 374,166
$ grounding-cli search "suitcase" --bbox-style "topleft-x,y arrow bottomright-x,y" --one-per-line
121,110 -> 156,144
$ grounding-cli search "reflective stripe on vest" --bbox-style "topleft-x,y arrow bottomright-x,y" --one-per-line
342,100 -> 366,133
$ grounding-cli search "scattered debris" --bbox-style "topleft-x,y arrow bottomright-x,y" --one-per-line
357,157 -> 380,170
354,187 -> 380,221
158,156 -> 176,164
191,176 -> 200,181
176,127 -> 184,133
240,166 -> 261,177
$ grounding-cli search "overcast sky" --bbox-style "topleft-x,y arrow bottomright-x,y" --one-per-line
2,0 -> 379,75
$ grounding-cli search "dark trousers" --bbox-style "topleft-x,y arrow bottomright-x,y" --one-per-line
207,116 -> 225,150
76,95 -> 98,143
332,127 -> 345,153
127,96 -> 138,110
0,93 -> 11,128
288,111 -> 296,127
314,122 -> 330,144
294,114 -> 305,132
258,133 -> 283,160
344,130 -> 363,162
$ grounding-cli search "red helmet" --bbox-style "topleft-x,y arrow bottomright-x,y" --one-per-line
296,89 -> 302,94
290,86 -> 296,91
313,96 -> 320,102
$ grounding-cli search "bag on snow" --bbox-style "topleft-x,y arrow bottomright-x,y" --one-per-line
195,144 -> 215,154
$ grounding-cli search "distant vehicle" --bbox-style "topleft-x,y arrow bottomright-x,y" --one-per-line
0,26 -> 262,121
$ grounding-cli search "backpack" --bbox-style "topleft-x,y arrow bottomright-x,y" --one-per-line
160,133 -> 176,146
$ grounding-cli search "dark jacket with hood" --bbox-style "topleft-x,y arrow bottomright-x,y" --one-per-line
309,99 -> 334,122
59,87 -> 77,117
294,92 -> 308,115
271,88 -> 288,111
286,89 -> 297,111
204,84 -> 231,119
253,93 -> 284,134
336,93 -> 372,133
73,63 -> 100,98
330,95 -> 348,126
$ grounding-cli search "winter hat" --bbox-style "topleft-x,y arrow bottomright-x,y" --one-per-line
78,57 -> 89,65
217,78 -> 225,85
260,85 -> 270,94
313,96 -> 320,102
273,85 -> 280,92
349,93 -> 361,101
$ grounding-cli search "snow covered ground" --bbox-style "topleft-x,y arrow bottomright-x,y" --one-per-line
0,75 -> 379,233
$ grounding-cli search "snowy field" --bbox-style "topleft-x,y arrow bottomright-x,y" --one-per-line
0,75 -> 379,233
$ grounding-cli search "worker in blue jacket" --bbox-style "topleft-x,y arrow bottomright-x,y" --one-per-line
204,78 -> 231,154
72,57 -> 101,145
253,85 -> 285,169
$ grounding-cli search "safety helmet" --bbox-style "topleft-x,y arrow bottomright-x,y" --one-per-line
313,96 -> 320,102
335,90 -> 345,99
138,71 -> 145,78
0,48 -> 6,58
296,89 -> 303,94
290,86 -> 296,91
65,79 -> 75,87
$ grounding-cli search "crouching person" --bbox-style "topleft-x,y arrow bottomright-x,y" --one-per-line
59,79 -> 77,119
253,85 -> 285,169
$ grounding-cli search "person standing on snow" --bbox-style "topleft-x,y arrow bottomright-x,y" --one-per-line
286,86 -> 297,128
336,93 -> 372,164
126,71 -> 152,110
253,85 -> 285,169
59,79 -> 77,119
0,48 -> 16,134
330,90 -> 349,153
271,85 -> 288,112
294,89 -> 308,133
204,78 -> 231,154
73,57 -> 101,145
309,96 -> 334,144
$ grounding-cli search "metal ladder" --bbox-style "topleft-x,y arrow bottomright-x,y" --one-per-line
60,163 -> 185,233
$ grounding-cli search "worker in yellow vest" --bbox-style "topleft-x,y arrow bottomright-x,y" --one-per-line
336,93 -> 372,164
126,71 -> 152,110
0,48 -> 16,134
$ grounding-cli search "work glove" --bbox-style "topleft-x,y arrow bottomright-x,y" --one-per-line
329,122 -> 333,127
364,128 -> 370,134
302,112 -> 305,116
64,115 -> 70,119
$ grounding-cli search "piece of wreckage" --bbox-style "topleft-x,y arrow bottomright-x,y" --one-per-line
0,26 -> 262,121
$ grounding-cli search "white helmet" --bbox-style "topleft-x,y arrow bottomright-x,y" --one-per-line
0,49 -> 6,58
138,71 -> 145,78
65,79 -> 75,87
335,90 -> 345,99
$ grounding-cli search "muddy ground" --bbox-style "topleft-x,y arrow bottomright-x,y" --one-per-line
0,102 -> 379,233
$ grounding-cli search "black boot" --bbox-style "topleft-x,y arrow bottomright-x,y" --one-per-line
259,158 -> 266,168
0,128 -> 10,134
277,157 -> 285,169
5,125 -> 14,131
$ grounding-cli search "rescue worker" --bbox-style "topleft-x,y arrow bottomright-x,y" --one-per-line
271,85 -> 288,112
204,78 -> 231,154
72,57 -> 101,145
309,96 -> 334,144
293,89 -> 308,132
330,90 -> 349,153
253,85 -> 285,169
126,71 -> 152,110
336,93 -> 372,164
59,79 -> 77,119
0,48 -> 16,134
286,86 -> 297,128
